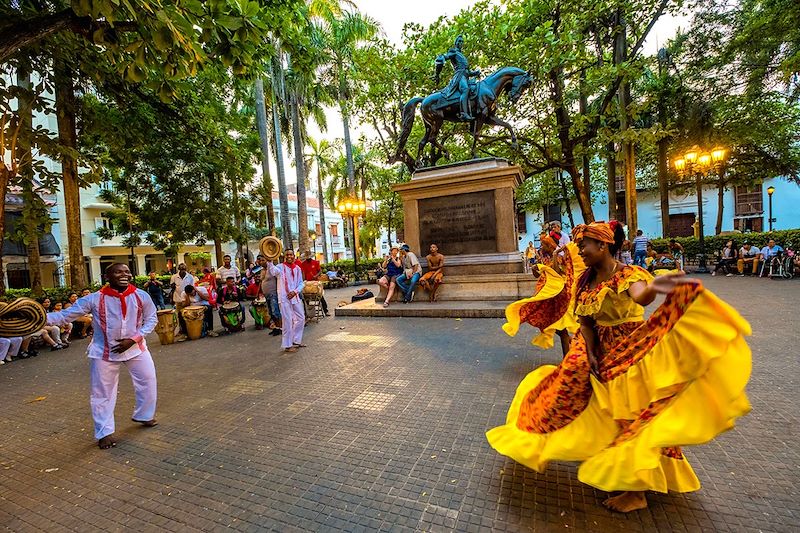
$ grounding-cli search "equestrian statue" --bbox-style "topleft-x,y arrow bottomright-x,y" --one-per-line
391,35 -> 532,172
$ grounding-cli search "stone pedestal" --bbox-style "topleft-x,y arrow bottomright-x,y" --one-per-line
387,158 -> 530,302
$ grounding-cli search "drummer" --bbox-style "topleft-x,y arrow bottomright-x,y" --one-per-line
217,276 -> 245,334
300,251 -> 329,316
246,269 -> 268,331
183,284 -> 216,338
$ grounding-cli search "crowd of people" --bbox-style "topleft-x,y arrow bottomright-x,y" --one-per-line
525,225 -> 798,279
0,289 -> 94,365
377,243 -> 445,306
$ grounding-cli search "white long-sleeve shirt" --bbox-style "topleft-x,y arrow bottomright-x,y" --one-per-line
267,263 -> 305,300
47,287 -> 157,361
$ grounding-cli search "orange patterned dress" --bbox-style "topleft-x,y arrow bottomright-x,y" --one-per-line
487,265 -> 752,493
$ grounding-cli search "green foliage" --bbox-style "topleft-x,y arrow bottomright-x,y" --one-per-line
2,284 -> 101,303
650,229 -> 800,258
321,257 -> 384,278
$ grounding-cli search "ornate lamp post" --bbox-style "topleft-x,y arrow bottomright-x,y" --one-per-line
673,145 -> 727,274
337,198 -> 368,281
766,186 -> 775,231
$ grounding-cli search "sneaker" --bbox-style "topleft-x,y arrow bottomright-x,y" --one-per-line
207,331 -> 219,337
409,292 -> 415,302
175,334 -> 187,342
711,271 -> 716,276
726,273 -> 734,277
51,344 -> 64,351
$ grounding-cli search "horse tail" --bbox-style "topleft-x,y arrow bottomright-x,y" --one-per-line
391,97 -> 423,163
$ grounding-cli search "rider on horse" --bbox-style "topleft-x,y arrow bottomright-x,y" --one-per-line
434,35 -> 481,121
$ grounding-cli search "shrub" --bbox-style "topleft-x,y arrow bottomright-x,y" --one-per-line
321,257 -> 384,278
650,228 -> 800,258
2,284 -> 102,303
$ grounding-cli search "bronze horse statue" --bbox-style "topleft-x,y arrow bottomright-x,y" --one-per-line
391,66 -> 532,171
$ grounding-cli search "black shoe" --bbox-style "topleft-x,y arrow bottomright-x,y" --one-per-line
270,329 -> 281,336
51,344 -> 64,351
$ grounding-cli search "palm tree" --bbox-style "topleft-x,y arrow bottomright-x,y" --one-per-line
268,50 -> 293,250
306,138 -> 338,262
317,11 -> 379,193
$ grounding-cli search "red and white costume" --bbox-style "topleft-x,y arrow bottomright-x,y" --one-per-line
47,285 -> 158,439
267,261 -> 305,349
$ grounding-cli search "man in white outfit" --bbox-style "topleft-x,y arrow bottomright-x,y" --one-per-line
266,249 -> 306,353
47,263 -> 159,449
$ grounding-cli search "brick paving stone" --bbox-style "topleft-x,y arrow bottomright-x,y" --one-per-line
0,277 -> 797,531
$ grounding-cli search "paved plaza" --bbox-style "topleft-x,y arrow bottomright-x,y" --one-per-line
0,277 -> 797,532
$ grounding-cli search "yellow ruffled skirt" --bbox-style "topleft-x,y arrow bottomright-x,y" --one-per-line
487,284 -> 751,493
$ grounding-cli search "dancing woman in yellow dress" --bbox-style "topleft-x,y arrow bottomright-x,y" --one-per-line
487,221 -> 752,512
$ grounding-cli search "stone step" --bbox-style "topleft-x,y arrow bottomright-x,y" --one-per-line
334,298 -> 509,318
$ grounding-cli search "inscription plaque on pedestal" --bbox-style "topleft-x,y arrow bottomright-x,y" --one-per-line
418,190 -> 496,255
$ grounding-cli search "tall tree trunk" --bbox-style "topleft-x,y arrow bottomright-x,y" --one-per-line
230,173 -> 244,270
579,71 -> 591,194
656,55 -> 671,238
657,137 -> 670,237
254,78 -> 275,232
18,66 -> 43,295
290,93 -> 309,254
54,58 -> 86,288
386,192 -> 395,251
214,239 -> 223,269
615,9 -> 638,235
557,169 -> 576,227
606,143 -> 618,220
549,68 -> 594,223
0,166 -> 9,294
270,58 -> 292,250
715,171 -> 726,235
315,168 -> 329,263
340,78 -> 355,192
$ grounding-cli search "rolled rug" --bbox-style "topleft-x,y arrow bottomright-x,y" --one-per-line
0,297 -> 48,337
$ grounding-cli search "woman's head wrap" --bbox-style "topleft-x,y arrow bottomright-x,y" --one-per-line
571,221 -> 615,244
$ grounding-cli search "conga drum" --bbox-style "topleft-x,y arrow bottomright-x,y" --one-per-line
155,309 -> 177,345
221,301 -> 242,330
251,297 -> 270,326
182,305 -> 205,340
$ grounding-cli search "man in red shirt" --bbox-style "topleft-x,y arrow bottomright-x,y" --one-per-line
299,252 -> 321,281
299,251 -> 329,316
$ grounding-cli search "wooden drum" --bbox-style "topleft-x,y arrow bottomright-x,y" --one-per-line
155,309 -> 177,345
302,281 -> 324,296
181,305 -> 206,340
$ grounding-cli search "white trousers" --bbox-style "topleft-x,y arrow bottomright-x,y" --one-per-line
89,351 -> 157,439
0,337 -> 22,361
279,297 -> 305,349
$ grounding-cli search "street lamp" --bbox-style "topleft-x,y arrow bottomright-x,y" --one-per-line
767,185 -> 775,231
309,230 -> 317,256
337,197 -> 368,281
673,145 -> 728,273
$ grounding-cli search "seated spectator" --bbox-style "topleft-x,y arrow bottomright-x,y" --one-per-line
759,238 -> 784,276
67,292 -> 92,338
31,326 -> 65,351
40,297 -> 52,312
80,288 -> 92,297
712,240 -> 738,276
325,269 -> 346,286
378,247 -> 403,307
51,302 -> 72,345
336,268 -> 349,284
0,336 -> 23,365
654,251 -> 677,270
737,241 -> 759,275
644,244 -> 658,271
669,239 -> 685,270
